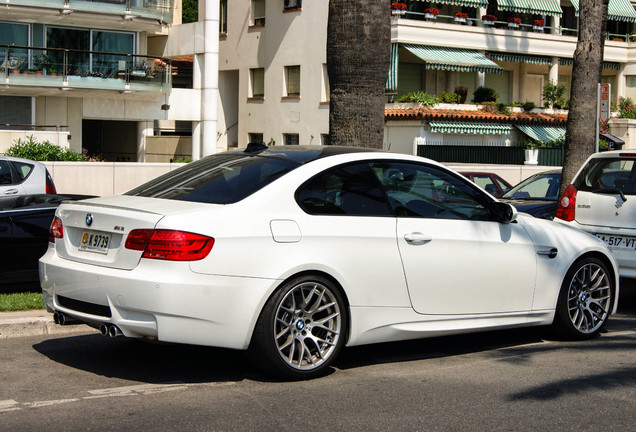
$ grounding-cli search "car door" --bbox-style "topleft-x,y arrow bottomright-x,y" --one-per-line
373,161 -> 537,315
0,160 -> 27,196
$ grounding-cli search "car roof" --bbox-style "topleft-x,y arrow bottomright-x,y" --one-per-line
588,150 -> 636,159
0,155 -> 45,166
228,145 -> 382,164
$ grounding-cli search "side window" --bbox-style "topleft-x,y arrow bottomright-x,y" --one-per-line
0,161 -> 14,185
296,163 -> 392,216
372,161 -> 491,220
10,161 -> 34,182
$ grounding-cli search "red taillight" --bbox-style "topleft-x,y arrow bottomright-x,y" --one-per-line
125,229 -> 214,261
49,216 -> 63,243
45,171 -> 57,194
555,184 -> 578,222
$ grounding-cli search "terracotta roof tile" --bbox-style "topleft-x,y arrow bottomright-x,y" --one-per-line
385,106 -> 567,126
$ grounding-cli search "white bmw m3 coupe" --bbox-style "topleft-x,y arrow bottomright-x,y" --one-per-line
40,145 -> 619,379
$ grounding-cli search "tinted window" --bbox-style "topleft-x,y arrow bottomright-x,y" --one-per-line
296,163 -> 392,216
10,161 -> 34,182
574,158 -> 636,195
372,162 -> 492,220
0,161 -> 14,185
126,152 -> 302,204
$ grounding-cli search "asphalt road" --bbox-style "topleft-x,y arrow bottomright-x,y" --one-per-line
1,286 -> 635,431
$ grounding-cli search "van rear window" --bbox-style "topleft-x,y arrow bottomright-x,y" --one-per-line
574,158 -> 636,195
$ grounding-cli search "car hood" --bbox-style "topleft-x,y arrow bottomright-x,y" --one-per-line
500,198 -> 557,220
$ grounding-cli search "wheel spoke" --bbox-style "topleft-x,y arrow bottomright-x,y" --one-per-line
273,281 -> 342,371
565,263 -> 611,334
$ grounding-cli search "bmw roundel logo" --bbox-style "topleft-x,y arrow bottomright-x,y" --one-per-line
85,213 -> 93,226
296,320 -> 305,331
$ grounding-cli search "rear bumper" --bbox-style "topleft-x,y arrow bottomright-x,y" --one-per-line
39,248 -> 279,350
555,220 -> 636,279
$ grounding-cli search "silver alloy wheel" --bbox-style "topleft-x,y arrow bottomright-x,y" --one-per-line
566,262 -> 612,334
273,281 -> 342,371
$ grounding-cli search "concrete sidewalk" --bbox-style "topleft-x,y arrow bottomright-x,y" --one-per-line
0,310 -> 96,339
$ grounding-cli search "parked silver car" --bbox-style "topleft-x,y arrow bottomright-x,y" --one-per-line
0,156 -> 57,196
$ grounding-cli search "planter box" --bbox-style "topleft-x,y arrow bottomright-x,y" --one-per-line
508,22 -> 519,29
524,149 -> 539,165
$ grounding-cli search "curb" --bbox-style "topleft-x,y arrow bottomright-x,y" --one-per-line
0,311 -> 97,339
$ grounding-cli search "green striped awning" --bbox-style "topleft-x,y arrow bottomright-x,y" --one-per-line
559,58 -> 623,70
429,122 -> 512,134
496,0 -> 563,17
516,125 -> 566,143
413,0 -> 488,8
489,53 -> 553,65
387,43 -> 399,91
571,0 -> 636,23
404,44 -> 503,75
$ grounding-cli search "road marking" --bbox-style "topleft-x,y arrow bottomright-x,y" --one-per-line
1,382 -> 234,413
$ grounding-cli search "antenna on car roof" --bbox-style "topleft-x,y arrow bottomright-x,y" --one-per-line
244,142 -> 269,153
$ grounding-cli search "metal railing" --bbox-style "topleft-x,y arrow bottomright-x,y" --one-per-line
392,11 -> 636,42
1,44 -> 172,91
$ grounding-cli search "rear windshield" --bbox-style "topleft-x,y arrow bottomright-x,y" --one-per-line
125,152 -> 302,204
574,157 -> 636,195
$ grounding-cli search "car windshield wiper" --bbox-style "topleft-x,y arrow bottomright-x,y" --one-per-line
595,187 -> 627,202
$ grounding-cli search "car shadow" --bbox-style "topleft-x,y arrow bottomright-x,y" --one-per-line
32,335 -> 259,383
32,283 -> 636,383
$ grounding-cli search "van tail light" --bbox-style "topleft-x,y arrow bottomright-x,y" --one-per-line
555,184 -> 578,222
49,216 -> 63,243
125,229 -> 214,261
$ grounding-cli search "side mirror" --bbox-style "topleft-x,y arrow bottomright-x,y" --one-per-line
490,202 -> 517,224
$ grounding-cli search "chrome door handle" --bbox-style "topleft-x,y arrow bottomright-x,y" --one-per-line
3,189 -> 19,195
404,232 -> 432,245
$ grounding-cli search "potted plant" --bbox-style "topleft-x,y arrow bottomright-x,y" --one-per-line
481,14 -> 497,25
524,142 -> 539,165
391,2 -> 406,15
454,11 -> 469,23
507,16 -> 521,28
533,19 -> 545,32
424,7 -> 439,19
34,53 -> 53,74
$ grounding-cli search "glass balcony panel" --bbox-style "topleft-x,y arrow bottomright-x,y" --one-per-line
2,45 -> 171,93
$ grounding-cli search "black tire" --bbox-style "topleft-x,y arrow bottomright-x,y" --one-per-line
551,257 -> 614,340
249,275 -> 347,380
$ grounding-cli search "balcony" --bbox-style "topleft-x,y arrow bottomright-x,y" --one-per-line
391,11 -> 631,64
0,0 -> 174,32
1,45 -> 172,97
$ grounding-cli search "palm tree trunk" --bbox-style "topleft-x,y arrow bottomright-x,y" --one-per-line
560,0 -> 609,195
326,0 -> 390,148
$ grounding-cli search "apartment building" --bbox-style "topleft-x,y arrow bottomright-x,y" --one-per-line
218,0 -> 636,154
0,0 -> 221,162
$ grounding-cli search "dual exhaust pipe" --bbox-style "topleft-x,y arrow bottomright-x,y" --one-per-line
53,312 -> 77,326
53,312 -> 122,338
99,323 -> 123,338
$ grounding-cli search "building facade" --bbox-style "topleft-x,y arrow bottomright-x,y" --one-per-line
0,0 -> 221,162
218,0 -> 636,153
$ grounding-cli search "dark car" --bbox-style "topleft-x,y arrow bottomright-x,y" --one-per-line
0,194 -> 93,292
460,172 -> 512,198
499,170 -> 561,219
